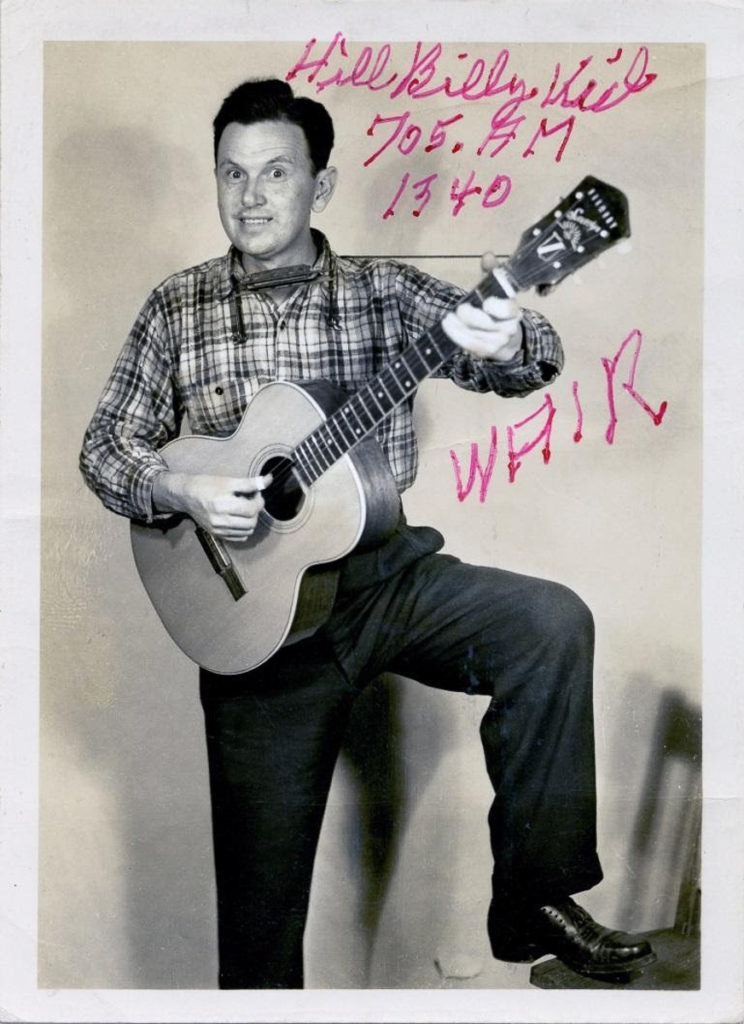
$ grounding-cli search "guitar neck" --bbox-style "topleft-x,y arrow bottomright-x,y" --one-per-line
291,175 -> 631,487
292,266 -> 515,487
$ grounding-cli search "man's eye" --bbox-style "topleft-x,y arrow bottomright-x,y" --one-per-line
226,168 -> 242,181
269,167 -> 285,179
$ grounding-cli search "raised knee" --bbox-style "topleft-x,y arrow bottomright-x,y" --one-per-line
534,580 -> 594,647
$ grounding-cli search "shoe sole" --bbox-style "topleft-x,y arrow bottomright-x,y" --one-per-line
558,949 -> 659,978
494,947 -> 658,976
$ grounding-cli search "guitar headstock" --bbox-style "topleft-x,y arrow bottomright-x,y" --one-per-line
506,176 -> 630,295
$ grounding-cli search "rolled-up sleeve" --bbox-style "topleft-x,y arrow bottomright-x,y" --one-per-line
445,306 -> 564,397
79,291 -> 182,522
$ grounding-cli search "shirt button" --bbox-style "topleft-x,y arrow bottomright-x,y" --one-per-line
278,321 -> 286,330
215,386 -> 224,395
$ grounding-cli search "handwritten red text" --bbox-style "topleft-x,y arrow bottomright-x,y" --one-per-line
285,35 -> 657,219
449,328 -> 668,501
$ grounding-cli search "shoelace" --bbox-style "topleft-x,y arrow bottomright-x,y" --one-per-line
543,898 -> 618,955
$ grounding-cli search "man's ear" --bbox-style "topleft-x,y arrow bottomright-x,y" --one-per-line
312,167 -> 338,212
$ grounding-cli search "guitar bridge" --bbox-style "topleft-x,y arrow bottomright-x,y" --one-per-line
194,526 -> 246,601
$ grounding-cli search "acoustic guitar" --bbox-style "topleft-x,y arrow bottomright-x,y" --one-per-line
131,176 -> 630,674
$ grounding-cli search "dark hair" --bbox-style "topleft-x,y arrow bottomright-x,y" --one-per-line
213,78 -> 334,173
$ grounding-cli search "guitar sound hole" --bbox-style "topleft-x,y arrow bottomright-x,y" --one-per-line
261,455 -> 305,522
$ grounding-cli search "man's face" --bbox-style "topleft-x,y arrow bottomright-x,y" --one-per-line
215,119 -> 335,271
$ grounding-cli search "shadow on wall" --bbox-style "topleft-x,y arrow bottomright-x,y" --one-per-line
627,686 -> 702,934
326,675 -> 411,988
530,688 -> 703,991
339,676 -> 407,945
312,672 -> 459,988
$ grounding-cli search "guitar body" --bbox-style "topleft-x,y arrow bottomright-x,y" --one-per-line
131,379 -> 401,674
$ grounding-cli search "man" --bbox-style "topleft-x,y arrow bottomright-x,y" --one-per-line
80,78 -> 655,989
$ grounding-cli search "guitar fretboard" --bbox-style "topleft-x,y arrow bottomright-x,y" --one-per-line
289,174 -> 630,487
291,270 -> 511,486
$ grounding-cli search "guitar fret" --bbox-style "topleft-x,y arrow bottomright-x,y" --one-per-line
390,360 -> 414,391
339,404 -> 364,442
304,434 -> 330,476
314,432 -> 335,468
404,342 -> 435,377
339,403 -> 360,440
296,443 -> 321,483
321,419 -> 346,456
427,322 -> 457,365
421,329 -> 448,365
351,391 -> 379,431
366,379 -> 393,416
381,372 -> 402,405
381,365 -> 409,403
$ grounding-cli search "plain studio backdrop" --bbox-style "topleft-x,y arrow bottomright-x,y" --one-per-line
39,41 -> 703,989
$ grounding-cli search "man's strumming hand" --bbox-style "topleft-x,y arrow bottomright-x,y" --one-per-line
152,471 -> 272,541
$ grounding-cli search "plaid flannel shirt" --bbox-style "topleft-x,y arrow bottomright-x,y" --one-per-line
80,232 -> 563,521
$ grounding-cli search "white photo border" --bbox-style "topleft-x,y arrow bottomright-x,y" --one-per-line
1,2 -> 742,1022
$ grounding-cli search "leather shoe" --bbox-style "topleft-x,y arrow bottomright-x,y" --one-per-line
489,897 -> 657,978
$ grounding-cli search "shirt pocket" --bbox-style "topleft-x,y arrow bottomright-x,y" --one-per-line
180,378 -> 250,436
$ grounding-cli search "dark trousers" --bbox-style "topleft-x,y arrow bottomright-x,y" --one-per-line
199,530 -> 603,988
